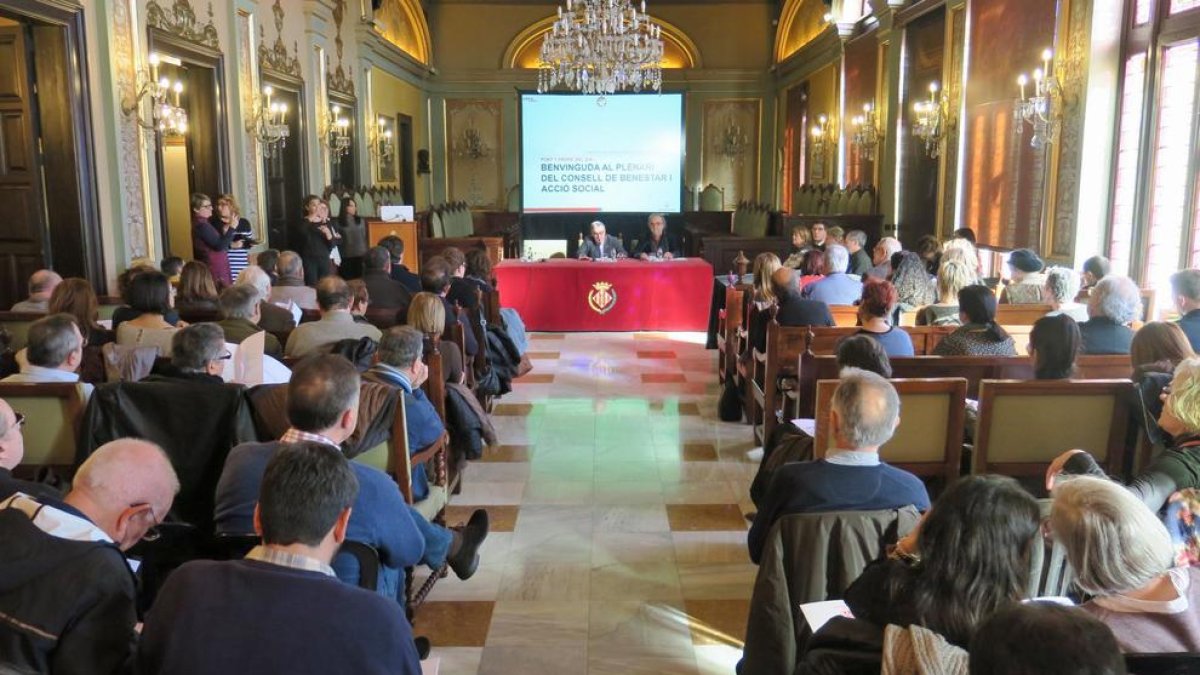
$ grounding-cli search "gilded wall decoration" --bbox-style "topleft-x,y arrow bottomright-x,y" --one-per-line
446,99 -> 503,209
145,0 -> 220,50
258,0 -> 300,78
114,0 -> 149,258
940,6 -> 966,234
702,99 -> 761,205
1050,0 -> 1092,260
236,9 -> 261,231
328,0 -> 356,97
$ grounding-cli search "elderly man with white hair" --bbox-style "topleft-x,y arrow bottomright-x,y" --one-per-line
1078,275 -> 1141,354
0,438 -> 179,674
1042,266 -> 1088,322
802,244 -> 864,306
10,269 -> 62,313
866,236 -> 902,279
746,369 -> 930,564
237,264 -> 297,333
577,220 -> 627,261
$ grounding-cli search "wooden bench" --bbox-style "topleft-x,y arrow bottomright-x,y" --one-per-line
0,312 -> 47,352
801,326 -> 957,356
829,305 -> 859,328
0,382 -> 85,481
750,321 -> 810,444
717,285 -> 746,385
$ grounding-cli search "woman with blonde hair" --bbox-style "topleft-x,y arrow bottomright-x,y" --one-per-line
213,193 -> 254,280
750,252 -> 782,311
407,292 -> 464,384
918,259 -> 974,326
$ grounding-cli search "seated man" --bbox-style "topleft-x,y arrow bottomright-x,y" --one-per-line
216,285 -> 283,359
442,247 -> 480,312
866,237 -> 902,280
269,251 -> 319,311
361,246 -> 412,312
146,323 -> 229,384
420,257 -> 477,357
285,276 -> 382,358
236,265 -> 297,334
1078,275 -> 1139,355
577,220 -> 627,260
747,369 -> 930,563
803,244 -> 864,305
1,313 -> 94,403
10,269 -> 61,313
379,236 -> 422,294
0,397 -> 59,500
634,213 -> 683,260
746,267 -> 835,357
142,443 -> 421,675
1172,269 -> 1200,352
844,230 -> 872,276
214,355 -> 488,604
365,326 -> 445,501
0,439 -> 179,674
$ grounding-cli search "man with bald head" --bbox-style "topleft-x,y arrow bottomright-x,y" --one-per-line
0,438 -> 179,673
745,267 -> 835,356
746,369 -> 929,563
284,276 -> 382,358
11,269 -> 62,313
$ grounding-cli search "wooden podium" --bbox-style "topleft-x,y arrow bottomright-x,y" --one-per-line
366,219 -> 419,267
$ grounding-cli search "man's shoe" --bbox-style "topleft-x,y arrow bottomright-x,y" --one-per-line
447,509 -> 489,580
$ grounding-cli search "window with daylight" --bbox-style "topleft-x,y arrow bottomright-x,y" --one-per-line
1107,53 -> 1147,278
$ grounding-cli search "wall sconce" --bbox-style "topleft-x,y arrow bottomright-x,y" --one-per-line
322,104 -> 352,158
851,102 -> 880,161
121,51 -> 188,136
368,116 -> 394,162
716,120 -> 750,160
453,126 -> 492,160
912,81 -> 951,159
810,114 -> 833,155
1014,48 -> 1063,149
247,85 -> 290,158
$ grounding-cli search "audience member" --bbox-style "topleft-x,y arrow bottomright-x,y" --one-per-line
1,313 -> 94,402
1043,266 -> 1088,322
420,257 -> 477,357
844,230 -> 872,276
891,251 -> 936,313
10,269 -> 62,313
176,260 -> 221,313
970,602 -> 1126,675
347,279 -> 371,322
144,442 -> 422,675
290,195 -> 339,285
407,293 -> 465,384
1052,475 -> 1200,653
577,220 -> 627,260
254,249 -> 280,285
803,245 -> 863,305
161,256 -> 185,284
379,236 -> 422,293
236,265 -> 296,333
1131,321 -> 1195,380
114,270 -> 181,357
49,277 -> 113,348
915,234 -> 942,276
191,193 -> 235,287
111,265 -> 180,331
464,249 -> 495,294
810,222 -> 828,252
1171,269 -> 1200,352
440,247 -> 480,312
270,251 -> 319,311
783,225 -> 811,268
934,285 -> 1017,356
1079,275 -> 1140,355
285,277 -> 382,358
952,227 -> 977,244
0,398 -> 58,501
145,323 -> 228,384
835,334 -> 892,378
217,285 -> 282,358
750,252 -> 782,310
828,225 -> 846,245
213,194 -> 254,281
335,197 -> 368,280
747,369 -> 929,563
1001,248 -> 1047,304
635,213 -> 682,260
747,267 -> 834,356
0,439 -> 178,674
867,237 -> 902,279
361,246 -> 412,312
1082,255 -> 1111,292
942,238 -> 982,278
1028,314 -> 1079,380
797,249 -> 826,290
856,279 -> 915,357
918,259 -> 973,326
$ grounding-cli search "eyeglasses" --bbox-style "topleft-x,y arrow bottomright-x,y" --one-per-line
132,502 -> 163,542
218,351 -> 233,361
12,411 -> 25,430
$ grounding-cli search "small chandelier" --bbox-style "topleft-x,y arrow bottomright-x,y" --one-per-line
717,121 -> 750,159
454,127 -> 491,160
121,52 -> 188,137
248,86 -> 290,158
368,116 -> 394,162
912,82 -> 949,158
322,104 -> 352,158
1014,48 -> 1063,149
851,102 -> 880,161
537,0 -> 665,96
810,114 -> 833,155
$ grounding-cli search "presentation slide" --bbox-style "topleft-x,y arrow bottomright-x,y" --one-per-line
521,93 -> 683,213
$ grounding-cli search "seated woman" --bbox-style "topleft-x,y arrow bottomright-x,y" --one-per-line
856,279 -> 915,357
408,292 -> 465,385
464,249 -> 495,294
1029,314 -> 1080,380
1000,248 -> 1046,304
783,226 -> 811,269
835,334 -> 892,378
799,475 -> 1040,667
1079,275 -> 1141,355
797,249 -> 826,290
114,270 -> 183,357
49,277 -> 113,348
1043,266 -> 1088,322
347,279 -> 371,324
750,252 -> 782,311
111,264 -> 180,331
918,259 -> 973,326
915,234 -> 942,276
891,251 -> 935,315
175,261 -> 221,314
1131,321 -> 1194,381
933,285 -> 1017,356
1051,475 -> 1200,653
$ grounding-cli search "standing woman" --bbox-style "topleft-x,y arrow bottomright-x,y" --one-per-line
289,195 -> 339,285
213,194 -> 254,281
190,193 -> 235,287
336,197 -> 368,279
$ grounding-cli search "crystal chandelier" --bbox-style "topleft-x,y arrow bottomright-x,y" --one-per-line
368,116 -> 394,162
121,52 -> 188,137
454,127 -> 492,160
537,0 -> 665,96
851,102 -> 880,161
322,104 -> 352,158
912,82 -> 949,158
248,86 -> 290,158
1014,48 -> 1062,149
810,114 -> 833,155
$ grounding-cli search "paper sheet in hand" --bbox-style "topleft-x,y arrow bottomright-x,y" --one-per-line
234,332 -> 266,385
790,418 -> 816,437
799,600 -> 854,633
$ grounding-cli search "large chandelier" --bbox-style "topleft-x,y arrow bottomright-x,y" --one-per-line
537,0 -> 665,95
1013,48 -> 1063,149
912,82 -> 950,159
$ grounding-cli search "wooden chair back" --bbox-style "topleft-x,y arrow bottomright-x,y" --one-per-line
718,285 -> 746,384
752,322 -> 814,443
829,305 -> 859,328
995,304 -> 1052,326
0,383 -> 84,477
0,312 -> 44,352
420,338 -> 447,423
813,377 -> 968,489
974,379 -> 1133,487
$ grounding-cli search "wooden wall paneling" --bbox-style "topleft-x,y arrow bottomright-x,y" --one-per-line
0,24 -> 44,308
843,32 -> 879,186
445,98 -> 503,209
701,98 -> 761,205
939,4 -> 967,235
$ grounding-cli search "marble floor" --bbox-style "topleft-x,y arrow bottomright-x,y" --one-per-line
416,331 -> 758,675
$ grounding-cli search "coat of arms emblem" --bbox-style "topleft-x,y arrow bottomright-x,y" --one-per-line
587,281 -> 617,314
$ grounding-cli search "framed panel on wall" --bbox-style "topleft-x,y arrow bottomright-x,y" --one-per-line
446,98 -> 503,210
701,99 -> 761,206
376,113 -> 397,183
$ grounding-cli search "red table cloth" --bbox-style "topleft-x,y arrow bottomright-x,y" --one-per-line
494,259 -> 715,332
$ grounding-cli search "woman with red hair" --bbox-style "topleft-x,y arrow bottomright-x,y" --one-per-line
856,279 -> 915,357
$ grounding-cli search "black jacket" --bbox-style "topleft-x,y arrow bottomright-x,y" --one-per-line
390,264 -> 422,294
750,296 -> 835,353
1078,316 -> 1134,355
633,233 -> 683,258
288,220 -> 333,285
362,270 -> 412,311
0,499 -> 137,675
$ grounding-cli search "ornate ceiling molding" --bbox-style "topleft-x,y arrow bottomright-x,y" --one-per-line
258,0 -> 301,78
146,0 -> 220,50
328,0 -> 356,97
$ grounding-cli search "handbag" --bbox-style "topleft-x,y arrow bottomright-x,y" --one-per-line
718,379 -> 743,422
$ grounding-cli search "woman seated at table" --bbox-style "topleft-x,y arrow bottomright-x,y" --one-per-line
1028,314 -> 1080,380
933,285 -> 1017,357
856,279 -> 914,357
176,261 -> 221,314
115,270 -> 184,357
918,259 -> 974,326
408,292 -> 465,385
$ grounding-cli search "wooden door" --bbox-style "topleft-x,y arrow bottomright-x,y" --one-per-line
0,25 -> 45,308
263,85 -> 303,250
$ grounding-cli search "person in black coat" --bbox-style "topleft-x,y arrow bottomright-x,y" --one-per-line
747,267 -> 835,355
379,236 -> 422,294
361,246 -> 412,312
634,214 -> 683,260
1078,275 -> 1139,355
289,195 -> 340,286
